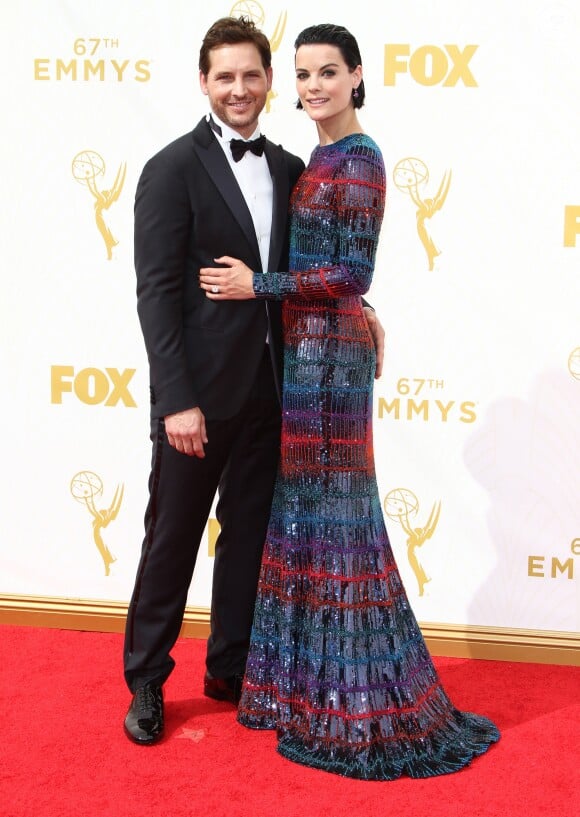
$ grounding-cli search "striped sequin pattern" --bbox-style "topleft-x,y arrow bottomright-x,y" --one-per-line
239,134 -> 499,779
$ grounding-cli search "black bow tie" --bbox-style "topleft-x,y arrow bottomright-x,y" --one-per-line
230,135 -> 266,162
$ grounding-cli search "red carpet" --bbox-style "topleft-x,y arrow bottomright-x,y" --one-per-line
1,625 -> 578,817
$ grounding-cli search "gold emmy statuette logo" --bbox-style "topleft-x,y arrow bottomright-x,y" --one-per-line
230,2 -> 287,112
72,151 -> 126,260
384,488 -> 441,596
394,158 -> 451,271
568,347 -> 580,380
70,471 -> 124,576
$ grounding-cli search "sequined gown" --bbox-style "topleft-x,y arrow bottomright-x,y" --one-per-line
237,134 -> 499,779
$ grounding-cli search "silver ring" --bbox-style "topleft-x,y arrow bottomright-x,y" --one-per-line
211,285 -> 219,294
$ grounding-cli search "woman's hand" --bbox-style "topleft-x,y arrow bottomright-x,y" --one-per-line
363,307 -> 386,379
199,256 -> 256,300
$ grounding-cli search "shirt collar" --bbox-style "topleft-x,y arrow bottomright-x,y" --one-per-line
207,112 -> 262,143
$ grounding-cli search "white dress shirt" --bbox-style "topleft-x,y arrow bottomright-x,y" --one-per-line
207,113 -> 273,275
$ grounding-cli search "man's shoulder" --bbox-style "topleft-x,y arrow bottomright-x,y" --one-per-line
284,148 -> 304,168
142,119 -> 210,168
145,130 -> 194,165
274,142 -> 303,163
285,148 -> 305,181
266,140 -> 304,172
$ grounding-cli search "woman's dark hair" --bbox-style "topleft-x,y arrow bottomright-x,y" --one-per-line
294,23 -> 365,109
199,16 -> 271,76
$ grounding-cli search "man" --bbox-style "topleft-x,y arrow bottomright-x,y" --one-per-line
124,16 -> 385,745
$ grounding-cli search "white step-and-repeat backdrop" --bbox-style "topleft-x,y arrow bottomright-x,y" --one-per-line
2,1 -> 579,635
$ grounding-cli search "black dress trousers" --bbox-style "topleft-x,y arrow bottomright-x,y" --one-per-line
123,347 -> 281,691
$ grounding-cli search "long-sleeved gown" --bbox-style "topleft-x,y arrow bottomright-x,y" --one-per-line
237,133 -> 499,780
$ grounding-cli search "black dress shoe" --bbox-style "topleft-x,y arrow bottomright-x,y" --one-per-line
203,672 -> 243,705
124,683 -> 164,745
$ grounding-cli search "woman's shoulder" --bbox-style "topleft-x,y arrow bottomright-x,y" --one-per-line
347,132 -> 383,159
342,134 -> 386,181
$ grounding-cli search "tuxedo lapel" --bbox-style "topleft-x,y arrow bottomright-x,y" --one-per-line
191,120 -> 261,267
264,141 -> 290,273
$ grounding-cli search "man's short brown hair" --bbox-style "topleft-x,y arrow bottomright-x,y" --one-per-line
199,16 -> 272,76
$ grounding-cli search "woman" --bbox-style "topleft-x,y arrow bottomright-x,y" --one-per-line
200,23 -> 499,780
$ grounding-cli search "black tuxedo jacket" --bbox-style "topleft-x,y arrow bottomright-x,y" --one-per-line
134,117 -> 305,421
